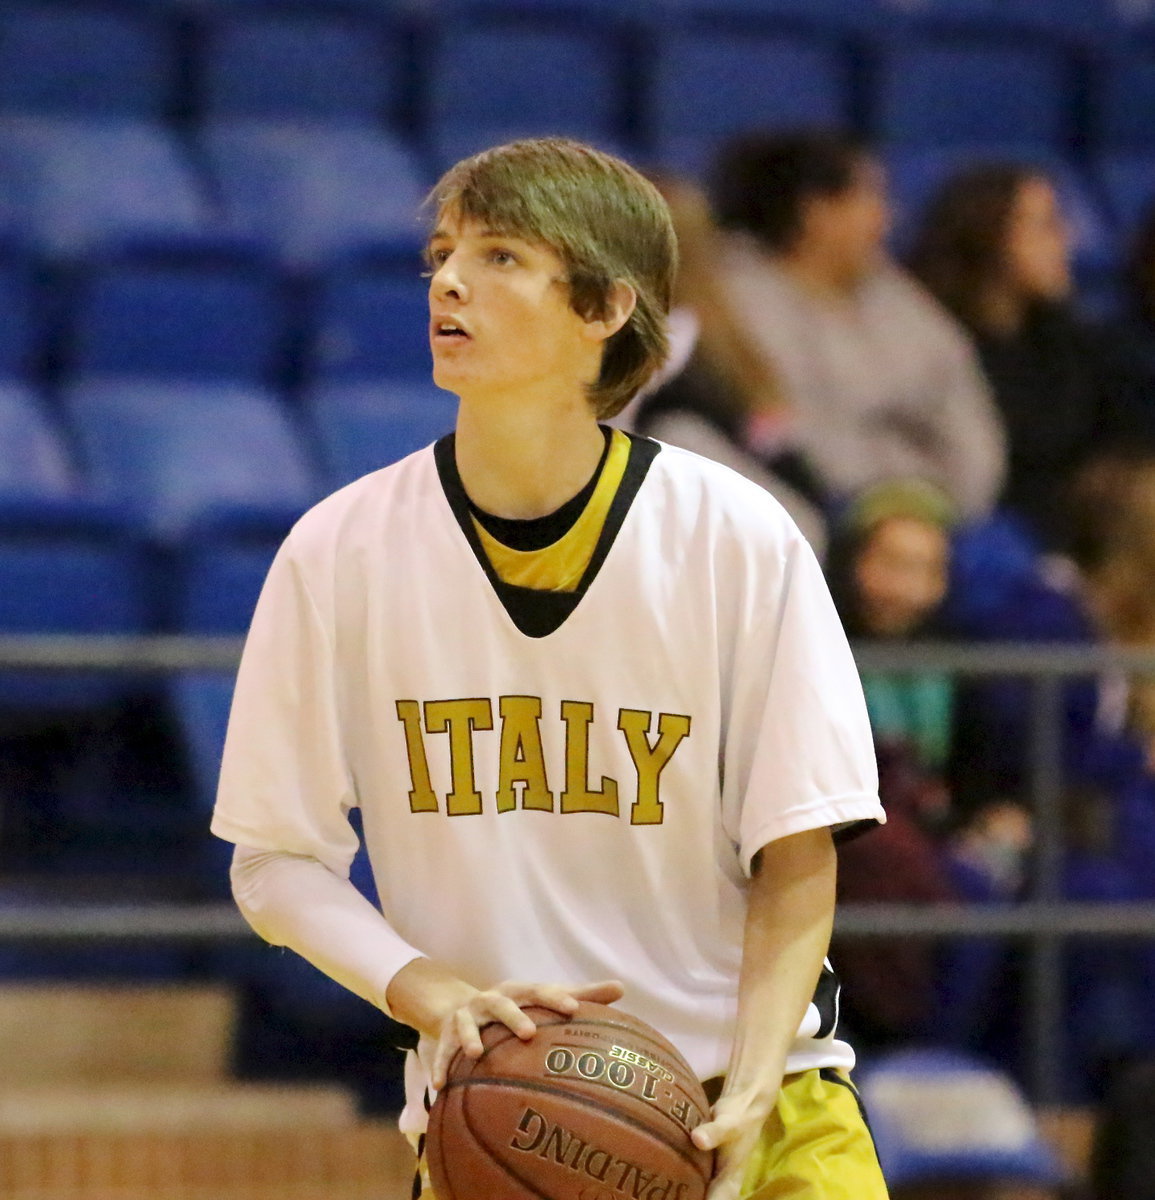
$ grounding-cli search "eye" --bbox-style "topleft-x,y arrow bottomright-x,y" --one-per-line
488,248 -> 517,266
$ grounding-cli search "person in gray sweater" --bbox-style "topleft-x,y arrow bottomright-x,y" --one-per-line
705,131 -> 1006,522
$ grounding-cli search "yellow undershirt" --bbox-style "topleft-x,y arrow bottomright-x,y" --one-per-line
472,429 -> 630,593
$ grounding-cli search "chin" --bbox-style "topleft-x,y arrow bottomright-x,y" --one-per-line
431,363 -> 472,392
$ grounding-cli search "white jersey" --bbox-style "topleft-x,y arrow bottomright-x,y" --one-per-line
212,434 -> 884,1128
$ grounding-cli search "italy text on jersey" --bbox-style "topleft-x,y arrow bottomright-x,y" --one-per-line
396,696 -> 692,822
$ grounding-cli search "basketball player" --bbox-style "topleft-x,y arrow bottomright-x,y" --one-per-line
212,138 -> 889,1200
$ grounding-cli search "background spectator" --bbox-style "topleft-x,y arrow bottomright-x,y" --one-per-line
909,164 -> 1151,551
826,480 -> 963,1045
1108,205 -> 1155,433
709,130 -> 1006,520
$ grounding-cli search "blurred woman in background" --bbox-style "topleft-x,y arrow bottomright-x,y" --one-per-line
1106,201 -> 1155,420
909,164 -> 1148,552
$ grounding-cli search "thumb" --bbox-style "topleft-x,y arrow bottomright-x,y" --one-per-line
692,1112 -> 743,1152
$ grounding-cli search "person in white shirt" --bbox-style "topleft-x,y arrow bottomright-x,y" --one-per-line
212,137 -> 888,1200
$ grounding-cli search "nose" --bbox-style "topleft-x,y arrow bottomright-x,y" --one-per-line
429,253 -> 468,303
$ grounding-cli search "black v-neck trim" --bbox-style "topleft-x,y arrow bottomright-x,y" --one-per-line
434,428 -> 662,638
468,426 -> 612,551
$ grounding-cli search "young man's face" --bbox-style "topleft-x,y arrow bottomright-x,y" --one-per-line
426,209 -> 600,402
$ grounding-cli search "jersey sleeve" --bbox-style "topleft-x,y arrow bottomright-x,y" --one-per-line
723,530 -> 884,875
211,534 -> 361,879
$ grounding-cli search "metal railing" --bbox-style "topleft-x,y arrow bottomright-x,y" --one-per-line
4,635 -> 1155,1103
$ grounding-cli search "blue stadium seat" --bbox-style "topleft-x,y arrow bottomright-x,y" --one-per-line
68,258 -> 285,384
309,270 -> 430,382
872,40 -> 1069,149
201,122 -> 428,269
434,0 -> 638,14
0,117 -> 210,259
169,673 -> 234,789
0,528 -> 151,710
197,10 -> 397,123
857,1049 -> 1065,1190
1097,155 -> 1155,241
0,5 -> 173,118
1093,51 -> 1155,151
427,21 -> 622,157
0,256 -> 36,379
0,382 -> 151,710
169,529 -> 277,885
648,31 -> 850,177
310,382 -> 458,487
166,669 -> 237,891
0,380 -> 78,502
1114,0 -> 1155,37
882,0 -> 1120,40
177,537 -> 280,636
66,380 -> 321,543
653,0 -> 883,27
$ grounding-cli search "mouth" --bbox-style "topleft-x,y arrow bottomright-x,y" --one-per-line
431,319 -> 471,343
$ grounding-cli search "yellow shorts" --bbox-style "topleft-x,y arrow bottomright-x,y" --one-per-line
412,1066 -> 889,1200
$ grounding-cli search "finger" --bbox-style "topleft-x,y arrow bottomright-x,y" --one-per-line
569,979 -> 625,1004
479,993 -> 539,1040
430,1031 -> 460,1091
455,1005 -> 486,1059
507,983 -> 581,1016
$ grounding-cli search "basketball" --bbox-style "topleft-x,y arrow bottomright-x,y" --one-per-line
426,1000 -> 714,1200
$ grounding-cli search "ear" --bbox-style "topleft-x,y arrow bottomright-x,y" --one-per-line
581,281 -> 637,344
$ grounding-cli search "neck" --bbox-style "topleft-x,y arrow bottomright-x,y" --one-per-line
777,246 -> 862,303
454,387 -> 606,519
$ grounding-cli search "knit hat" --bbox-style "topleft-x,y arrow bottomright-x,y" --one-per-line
844,478 -> 959,537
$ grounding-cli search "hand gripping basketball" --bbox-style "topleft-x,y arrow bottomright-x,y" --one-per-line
428,978 -> 626,1090
693,1089 -> 778,1200
427,1000 -> 715,1200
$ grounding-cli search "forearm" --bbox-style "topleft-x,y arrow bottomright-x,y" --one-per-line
722,827 -> 837,1100
230,844 -> 426,1017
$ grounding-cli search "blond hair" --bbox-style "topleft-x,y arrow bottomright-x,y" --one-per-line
429,138 -> 677,419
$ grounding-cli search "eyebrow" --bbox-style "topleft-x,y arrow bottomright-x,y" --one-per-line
427,227 -> 519,243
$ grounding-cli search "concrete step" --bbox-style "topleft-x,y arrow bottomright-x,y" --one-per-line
0,1083 -> 358,1134
0,985 -> 234,1085
0,1122 -> 416,1199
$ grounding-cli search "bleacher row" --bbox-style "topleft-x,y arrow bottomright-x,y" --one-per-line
5,0 -> 1155,873
2,2 -> 1155,264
